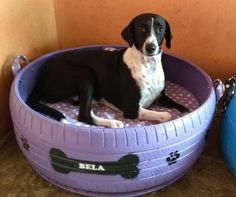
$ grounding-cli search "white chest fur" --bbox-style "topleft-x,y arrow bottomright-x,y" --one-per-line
123,46 -> 165,108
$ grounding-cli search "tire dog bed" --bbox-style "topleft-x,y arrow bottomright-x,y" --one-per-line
10,45 -> 224,196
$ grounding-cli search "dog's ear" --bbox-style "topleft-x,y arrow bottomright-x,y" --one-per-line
165,20 -> 172,49
121,20 -> 134,47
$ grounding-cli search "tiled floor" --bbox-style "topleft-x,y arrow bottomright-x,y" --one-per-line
0,112 -> 236,197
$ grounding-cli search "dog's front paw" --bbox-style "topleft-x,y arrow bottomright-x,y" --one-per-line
109,120 -> 124,128
159,112 -> 172,122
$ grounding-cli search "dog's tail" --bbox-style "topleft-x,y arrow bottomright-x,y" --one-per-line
26,88 -> 66,121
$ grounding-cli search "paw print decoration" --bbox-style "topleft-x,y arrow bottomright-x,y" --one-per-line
20,136 -> 29,151
166,150 -> 180,165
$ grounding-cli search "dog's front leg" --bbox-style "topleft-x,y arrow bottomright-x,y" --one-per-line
77,84 -> 94,125
76,84 -> 123,128
138,107 -> 172,122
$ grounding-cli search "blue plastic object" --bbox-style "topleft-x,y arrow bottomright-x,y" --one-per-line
221,77 -> 236,176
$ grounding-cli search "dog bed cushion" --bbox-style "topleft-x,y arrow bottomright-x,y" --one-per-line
46,81 -> 199,128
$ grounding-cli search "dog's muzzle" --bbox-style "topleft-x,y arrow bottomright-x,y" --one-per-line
143,35 -> 159,56
145,43 -> 157,54
144,42 -> 159,56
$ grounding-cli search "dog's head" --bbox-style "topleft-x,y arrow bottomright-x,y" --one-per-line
121,13 -> 172,56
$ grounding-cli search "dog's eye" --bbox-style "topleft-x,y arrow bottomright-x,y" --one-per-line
158,26 -> 164,32
138,26 -> 146,32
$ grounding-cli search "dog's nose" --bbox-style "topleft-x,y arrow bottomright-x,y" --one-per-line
145,43 -> 157,54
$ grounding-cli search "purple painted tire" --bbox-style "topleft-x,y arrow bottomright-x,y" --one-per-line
9,46 -> 223,196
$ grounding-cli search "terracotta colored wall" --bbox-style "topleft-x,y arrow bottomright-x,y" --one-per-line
54,0 -> 236,80
0,0 -> 58,141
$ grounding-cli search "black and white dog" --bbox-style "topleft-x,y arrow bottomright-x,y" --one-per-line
27,13 -> 188,128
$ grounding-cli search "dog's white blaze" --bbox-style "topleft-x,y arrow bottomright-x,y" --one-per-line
142,17 -> 159,56
123,46 -> 165,108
